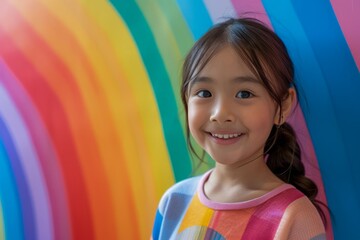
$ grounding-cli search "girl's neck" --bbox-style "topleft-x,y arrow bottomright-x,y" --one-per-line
204,158 -> 284,203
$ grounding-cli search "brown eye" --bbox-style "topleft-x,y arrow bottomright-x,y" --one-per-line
197,90 -> 212,98
236,91 -> 253,99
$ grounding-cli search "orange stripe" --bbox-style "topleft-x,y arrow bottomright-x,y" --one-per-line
80,2 -> 175,238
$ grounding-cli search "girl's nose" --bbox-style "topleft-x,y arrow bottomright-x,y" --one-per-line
209,99 -> 235,123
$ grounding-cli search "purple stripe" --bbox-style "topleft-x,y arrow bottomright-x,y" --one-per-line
0,116 -> 25,238
0,62 -> 53,239
242,188 -> 303,239
203,0 -> 237,23
230,0 -> 271,27
0,91 -> 35,238
0,59 -> 71,240
0,60 -> 54,240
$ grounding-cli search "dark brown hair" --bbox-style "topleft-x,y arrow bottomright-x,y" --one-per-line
181,18 -> 327,225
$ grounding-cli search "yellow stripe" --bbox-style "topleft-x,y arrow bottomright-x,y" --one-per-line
178,196 -> 213,233
82,1 -> 175,238
0,201 -> 4,240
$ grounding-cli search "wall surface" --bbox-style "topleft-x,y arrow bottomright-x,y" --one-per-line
0,0 -> 359,239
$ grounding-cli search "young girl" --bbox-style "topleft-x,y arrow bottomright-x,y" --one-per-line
152,18 -> 326,240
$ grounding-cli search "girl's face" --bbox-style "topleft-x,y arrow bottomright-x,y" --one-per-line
187,45 -> 279,167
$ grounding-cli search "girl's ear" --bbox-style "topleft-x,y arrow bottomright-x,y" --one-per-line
274,88 -> 296,125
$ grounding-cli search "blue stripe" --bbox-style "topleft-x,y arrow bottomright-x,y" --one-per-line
0,117 -> 36,239
290,2 -> 360,237
0,117 -> 25,240
291,0 -> 360,170
176,0 -> 213,40
262,0 -> 360,238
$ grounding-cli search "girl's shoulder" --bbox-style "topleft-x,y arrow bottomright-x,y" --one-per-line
157,173 -> 204,213
275,192 -> 326,239
167,175 -> 202,194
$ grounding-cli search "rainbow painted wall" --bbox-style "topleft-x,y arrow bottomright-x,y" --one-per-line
0,0 -> 359,239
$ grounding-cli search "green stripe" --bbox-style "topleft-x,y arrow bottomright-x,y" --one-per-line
150,0 -> 194,54
109,0 -> 192,181
135,0 -> 194,133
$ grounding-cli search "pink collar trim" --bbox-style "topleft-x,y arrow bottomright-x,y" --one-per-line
197,170 -> 295,210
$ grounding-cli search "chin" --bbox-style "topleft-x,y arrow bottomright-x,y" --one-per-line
210,156 -> 239,166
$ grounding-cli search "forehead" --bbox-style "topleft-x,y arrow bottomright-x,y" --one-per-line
197,45 -> 257,80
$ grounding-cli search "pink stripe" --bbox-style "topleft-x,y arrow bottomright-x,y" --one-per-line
0,59 -> 71,240
230,0 -> 271,27
330,0 -> 360,70
288,107 -> 332,237
203,0 -> 237,23
242,188 -> 303,239
288,107 -> 328,206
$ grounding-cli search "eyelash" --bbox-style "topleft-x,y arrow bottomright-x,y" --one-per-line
195,90 -> 254,99
196,90 -> 212,98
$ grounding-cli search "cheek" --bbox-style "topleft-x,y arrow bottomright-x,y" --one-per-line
187,104 -> 206,139
246,103 -> 276,132
187,106 -> 198,133
255,107 -> 277,138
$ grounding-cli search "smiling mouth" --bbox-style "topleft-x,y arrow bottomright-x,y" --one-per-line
210,133 -> 243,139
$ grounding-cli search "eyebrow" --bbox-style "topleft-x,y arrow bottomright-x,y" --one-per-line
191,76 -> 261,86
233,76 -> 261,84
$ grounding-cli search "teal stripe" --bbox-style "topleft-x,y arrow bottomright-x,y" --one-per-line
0,119 -> 24,240
109,0 -> 192,181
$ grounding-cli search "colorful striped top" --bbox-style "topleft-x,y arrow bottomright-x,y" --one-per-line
152,170 -> 326,240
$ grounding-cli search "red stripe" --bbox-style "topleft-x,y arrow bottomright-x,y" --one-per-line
0,4 -> 96,239
242,188 -> 303,239
1,1 -> 142,239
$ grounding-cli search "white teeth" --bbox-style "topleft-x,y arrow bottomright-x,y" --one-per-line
212,133 -> 241,139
